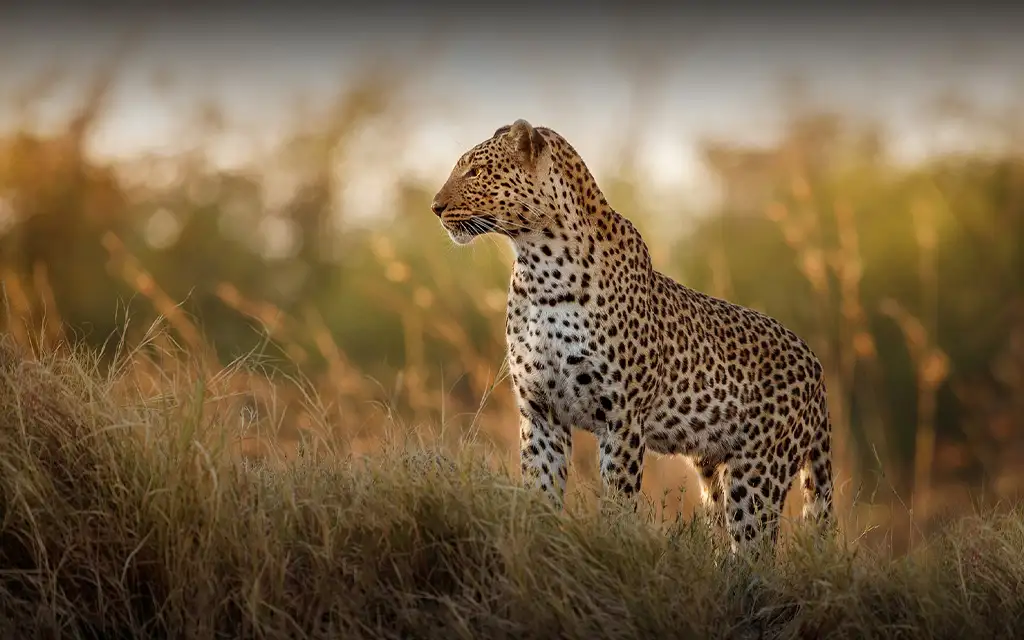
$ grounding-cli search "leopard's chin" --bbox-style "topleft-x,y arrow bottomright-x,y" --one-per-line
440,213 -> 499,246
446,229 -> 477,245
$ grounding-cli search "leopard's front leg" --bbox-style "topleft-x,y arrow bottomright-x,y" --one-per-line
517,399 -> 572,509
596,408 -> 646,513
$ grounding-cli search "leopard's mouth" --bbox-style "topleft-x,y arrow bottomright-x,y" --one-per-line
440,213 -> 501,244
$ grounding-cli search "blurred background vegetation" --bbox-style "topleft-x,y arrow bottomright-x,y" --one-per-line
1,37 -> 1022,551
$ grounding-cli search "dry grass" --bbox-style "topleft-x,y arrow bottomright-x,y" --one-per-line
3,335 -> 1024,639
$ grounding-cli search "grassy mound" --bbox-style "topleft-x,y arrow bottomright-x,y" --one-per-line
2,338 -> 1024,639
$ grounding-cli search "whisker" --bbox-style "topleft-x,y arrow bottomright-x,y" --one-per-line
509,201 -> 562,230
445,202 -> 564,243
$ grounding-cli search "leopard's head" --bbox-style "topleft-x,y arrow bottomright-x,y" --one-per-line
431,119 -> 558,245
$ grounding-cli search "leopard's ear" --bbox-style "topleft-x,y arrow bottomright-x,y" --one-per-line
501,119 -> 547,167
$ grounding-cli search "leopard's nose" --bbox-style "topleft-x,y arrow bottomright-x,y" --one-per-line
431,199 -> 448,217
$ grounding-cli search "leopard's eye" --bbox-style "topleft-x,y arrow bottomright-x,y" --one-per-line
464,166 -> 481,179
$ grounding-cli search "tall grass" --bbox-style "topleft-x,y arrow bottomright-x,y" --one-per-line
4,336 -> 1024,638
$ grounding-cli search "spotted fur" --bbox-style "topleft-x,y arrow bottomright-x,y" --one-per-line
431,119 -> 835,554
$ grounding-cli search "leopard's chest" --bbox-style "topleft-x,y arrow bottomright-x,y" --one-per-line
505,290 -> 612,429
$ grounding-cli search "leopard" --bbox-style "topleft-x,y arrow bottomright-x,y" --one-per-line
430,119 -> 835,554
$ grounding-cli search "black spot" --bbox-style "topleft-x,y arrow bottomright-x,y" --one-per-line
730,484 -> 748,501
